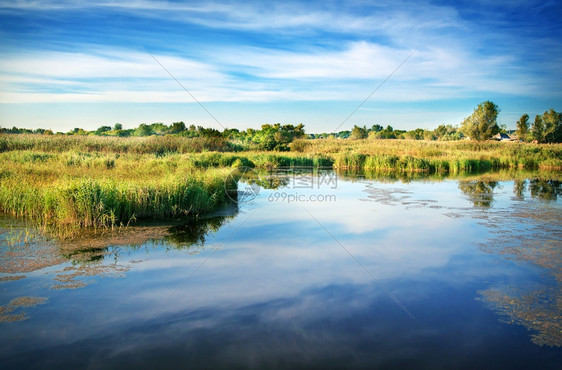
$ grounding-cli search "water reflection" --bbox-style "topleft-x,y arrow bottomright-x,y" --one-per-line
529,179 -> 561,201
0,206 -> 238,291
163,213 -> 235,250
511,179 -> 561,201
0,172 -> 561,368
513,179 -> 527,199
458,180 -> 498,207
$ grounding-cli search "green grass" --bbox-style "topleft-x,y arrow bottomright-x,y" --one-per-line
0,150 -> 237,237
295,138 -> 562,172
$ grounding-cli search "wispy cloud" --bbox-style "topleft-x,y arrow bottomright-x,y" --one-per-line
1,40 -> 551,105
0,0 -> 560,129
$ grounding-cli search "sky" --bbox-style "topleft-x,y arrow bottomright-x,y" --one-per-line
0,0 -> 561,133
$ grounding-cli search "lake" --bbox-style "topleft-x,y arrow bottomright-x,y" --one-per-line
1,169 -> 561,369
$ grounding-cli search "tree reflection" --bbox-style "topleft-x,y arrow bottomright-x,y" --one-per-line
164,215 -> 233,250
238,169 -> 291,190
529,179 -> 561,201
0,208 -> 238,290
513,179 -> 527,199
458,181 -> 497,207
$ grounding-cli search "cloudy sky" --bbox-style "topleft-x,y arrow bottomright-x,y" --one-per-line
0,0 -> 561,133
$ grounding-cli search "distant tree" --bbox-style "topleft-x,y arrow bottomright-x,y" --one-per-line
515,114 -> 529,141
350,125 -> 368,139
372,125 -> 396,139
294,123 -> 306,139
404,128 -> 424,140
424,130 -> 436,141
149,122 -> 169,135
541,109 -> 562,143
371,124 -> 383,132
95,125 -> 112,135
135,123 -> 154,137
117,129 -> 132,137
337,130 -> 351,139
114,123 -> 123,130
460,101 -> 500,141
170,121 -> 186,134
434,124 -> 448,138
532,115 -> 544,143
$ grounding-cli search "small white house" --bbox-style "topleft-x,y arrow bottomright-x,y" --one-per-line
493,133 -> 513,141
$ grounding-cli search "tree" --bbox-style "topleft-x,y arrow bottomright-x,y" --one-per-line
294,123 -> 306,139
515,114 -> 529,141
135,123 -> 154,137
95,125 -> 112,135
149,122 -> 168,135
541,109 -> 562,143
460,101 -> 500,141
114,123 -> 123,130
350,125 -> 368,139
434,124 -> 448,138
532,115 -> 544,143
170,121 -> 186,134
372,125 -> 396,139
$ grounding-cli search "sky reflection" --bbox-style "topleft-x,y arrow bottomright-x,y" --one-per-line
0,172 -> 561,368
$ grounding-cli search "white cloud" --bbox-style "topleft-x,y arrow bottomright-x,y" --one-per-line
1,0 -> 560,111
1,40 -> 550,105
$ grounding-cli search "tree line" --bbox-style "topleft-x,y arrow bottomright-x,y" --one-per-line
0,122 -> 306,151
459,101 -> 561,143
2,101 -> 561,145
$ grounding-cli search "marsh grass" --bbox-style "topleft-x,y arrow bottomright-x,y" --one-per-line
0,150 -> 239,237
295,138 -> 562,172
1,134 -> 560,235
0,134 -> 235,154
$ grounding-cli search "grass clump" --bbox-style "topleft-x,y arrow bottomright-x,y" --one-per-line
0,150 -> 237,237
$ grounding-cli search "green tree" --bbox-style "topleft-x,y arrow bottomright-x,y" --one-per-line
460,101 -> 500,141
373,125 -> 396,139
149,122 -> 168,135
95,126 -> 112,135
350,125 -> 368,139
434,124 -> 448,138
135,124 -> 154,137
515,114 -> 529,141
532,115 -> 544,143
170,121 -> 186,134
114,123 -> 123,130
541,109 -> 562,143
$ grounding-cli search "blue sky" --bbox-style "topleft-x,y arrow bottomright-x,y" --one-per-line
0,0 -> 561,133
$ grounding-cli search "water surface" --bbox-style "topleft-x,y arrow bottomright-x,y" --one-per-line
0,171 -> 561,369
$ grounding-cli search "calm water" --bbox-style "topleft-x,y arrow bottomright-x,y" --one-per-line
0,170 -> 561,369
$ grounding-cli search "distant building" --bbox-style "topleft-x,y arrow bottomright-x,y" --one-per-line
493,133 -> 514,141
